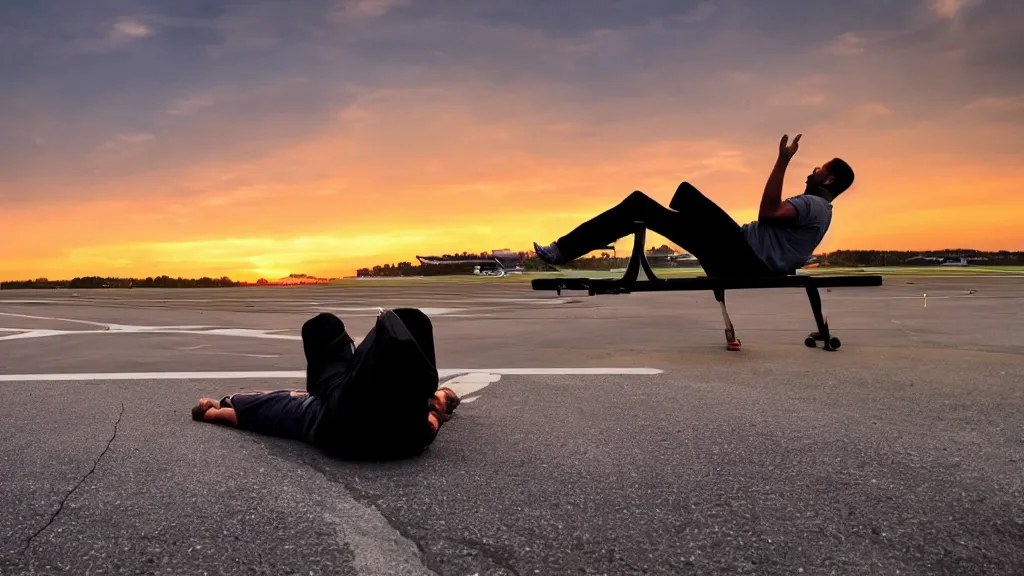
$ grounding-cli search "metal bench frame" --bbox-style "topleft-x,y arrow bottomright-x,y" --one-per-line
531,223 -> 883,351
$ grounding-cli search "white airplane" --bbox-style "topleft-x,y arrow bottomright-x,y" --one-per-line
416,250 -> 524,277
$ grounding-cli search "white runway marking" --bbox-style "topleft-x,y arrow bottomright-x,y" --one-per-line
0,297 -> 575,305
0,311 -> 112,327
0,367 -> 662,382
172,345 -> 279,358
0,307 -> 492,342
0,327 -> 307,342
197,352 -> 283,359
445,367 -> 663,375
0,311 -> 326,342
442,372 -> 503,398
323,307 -> 464,316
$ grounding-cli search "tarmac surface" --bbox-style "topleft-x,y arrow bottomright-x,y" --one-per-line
1,275 -> 1023,575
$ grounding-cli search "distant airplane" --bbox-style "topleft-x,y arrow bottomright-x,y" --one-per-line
416,250 -> 524,277
644,249 -> 699,267
802,255 -> 822,269
905,255 -> 989,267
939,256 -> 987,266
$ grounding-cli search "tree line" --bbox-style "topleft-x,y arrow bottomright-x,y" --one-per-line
5,249 -> 1020,286
1,275 -> 241,290
822,250 -> 1024,267
354,248 -> 1024,276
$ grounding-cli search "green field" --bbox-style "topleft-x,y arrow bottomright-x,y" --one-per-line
330,266 -> 1024,287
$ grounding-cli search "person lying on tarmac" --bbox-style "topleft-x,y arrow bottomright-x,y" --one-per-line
191,388 -> 459,446
191,309 -> 460,459
533,133 -> 855,277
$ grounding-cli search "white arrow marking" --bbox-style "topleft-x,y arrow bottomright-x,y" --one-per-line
442,373 -> 502,398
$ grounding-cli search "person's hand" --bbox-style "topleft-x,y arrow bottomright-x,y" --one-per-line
778,133 -> 801,161
192,397 -> 219,420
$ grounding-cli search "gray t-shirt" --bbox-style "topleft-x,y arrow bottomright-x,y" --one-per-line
741,194 -> 832,274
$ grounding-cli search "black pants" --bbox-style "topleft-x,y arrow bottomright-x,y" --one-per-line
302,312 -> 355,397
302,310 -> 439,460
555,183 -> 775,278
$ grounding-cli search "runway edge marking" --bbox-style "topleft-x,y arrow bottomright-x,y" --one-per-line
0,367 -> 663,382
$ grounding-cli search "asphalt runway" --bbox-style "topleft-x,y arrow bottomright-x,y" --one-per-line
1,276 -> 1023,575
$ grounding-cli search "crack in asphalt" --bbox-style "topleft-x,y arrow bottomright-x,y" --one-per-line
322,463 -> 521,576
23,403 -> 125,553
448,535 -> 522,576
283,448 -> 440,576
246,434 -> 439,575
222,417 -> 519,575
339,477 -> 441,575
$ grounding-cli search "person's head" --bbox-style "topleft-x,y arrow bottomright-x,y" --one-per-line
805,158 -> 855,201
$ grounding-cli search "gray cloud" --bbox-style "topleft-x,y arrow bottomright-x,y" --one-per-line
2,0 -> 1022,205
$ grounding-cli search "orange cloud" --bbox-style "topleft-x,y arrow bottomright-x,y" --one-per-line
3,80 -> 1023,282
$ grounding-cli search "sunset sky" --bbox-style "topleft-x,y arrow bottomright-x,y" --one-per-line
2,0 -> 1022,281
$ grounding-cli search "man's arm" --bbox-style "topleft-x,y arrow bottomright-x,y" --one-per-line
758,134 -> 801,222
201,407 -> 238,426
192,398 -> 239,426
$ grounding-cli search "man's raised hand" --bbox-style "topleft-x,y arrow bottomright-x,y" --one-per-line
778,133 -> 802,161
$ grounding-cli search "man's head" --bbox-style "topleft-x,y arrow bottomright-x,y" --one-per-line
805,158 -> 855,201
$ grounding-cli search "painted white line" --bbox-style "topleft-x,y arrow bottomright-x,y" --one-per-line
834,295 -> 1022,300
0,328 -> 308,342
460,396 -> 480,404
0,367 -> 662,382
192,352 -> 283,359
0,329 -> 74,341
318,298 -> 570,304
0,371 -> 306,381
324,307 -> 464,316
450,367 -> 663,375
0,311 -> 112,327
442,373 -> 502,398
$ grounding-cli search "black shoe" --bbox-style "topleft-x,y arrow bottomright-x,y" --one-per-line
533,242 -> 565,265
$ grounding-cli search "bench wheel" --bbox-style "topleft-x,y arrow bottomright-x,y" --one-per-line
806,333 -> 842,351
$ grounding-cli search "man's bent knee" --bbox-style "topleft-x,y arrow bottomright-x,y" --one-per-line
622,190 -> 655,209
670,182 -> 708,211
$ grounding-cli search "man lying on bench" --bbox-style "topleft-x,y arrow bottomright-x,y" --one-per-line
533,133 -> 853,278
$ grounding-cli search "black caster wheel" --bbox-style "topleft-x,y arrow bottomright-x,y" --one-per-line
828,337 -> 841,350
804,336 -> 817,348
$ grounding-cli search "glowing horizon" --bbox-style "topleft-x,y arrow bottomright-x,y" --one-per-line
3,0 -> 1023,282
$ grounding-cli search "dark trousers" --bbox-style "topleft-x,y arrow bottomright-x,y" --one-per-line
302,310 -> 439,460
302,312 -> 354,397
555,183 -> 775,278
